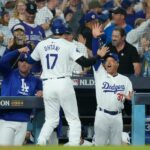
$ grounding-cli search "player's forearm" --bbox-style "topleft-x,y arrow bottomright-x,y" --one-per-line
27,55 -> 38,64
1,49 -> 20,63
76,55 -> 101,67
92,37 -> 99,56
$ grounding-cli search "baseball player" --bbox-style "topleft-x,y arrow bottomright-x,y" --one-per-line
93,47 -> 133,145
28,17 -> 104,145
0,47 -> 42,146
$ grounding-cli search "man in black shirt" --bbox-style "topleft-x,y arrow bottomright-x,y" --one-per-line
107,27 -> 141,76
92,25 -> 141,76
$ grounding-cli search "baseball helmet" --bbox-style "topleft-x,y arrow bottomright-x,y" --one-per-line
51,18 -> 66,35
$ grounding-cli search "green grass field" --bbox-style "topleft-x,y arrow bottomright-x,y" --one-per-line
0,146 -> 150,150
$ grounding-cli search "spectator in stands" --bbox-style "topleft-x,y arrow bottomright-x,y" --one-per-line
0,10 -> 10,26
139,33 -> 150,77
99,0 -> 114,11
0,9 -> 13,57
62,0 -> 84,35
104,7 -> 132,44
64,27 -> 89,76
121,0 -> 137,28
79,11 -> 99,53
64,8 -> 73,28
20,2 -> 45,73
92,25 -> 141,76
0,47 -> 42,146
35,0 -> 64,37
4,24 -> 32,69
126,18 -> 149,51
99,13 -> 111,30
142,0 -> 150,19
35,0 -> 46,12
88,0 -> 102,15
1,0 -> 16,14
21,2 -> 46,44
98,12 -> 111,45
8,0 -> 27,30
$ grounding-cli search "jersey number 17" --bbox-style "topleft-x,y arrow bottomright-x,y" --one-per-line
46,54 -> 58,69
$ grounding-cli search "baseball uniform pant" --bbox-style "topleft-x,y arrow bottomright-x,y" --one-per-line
94,109 -> 123,145
0,120 -> 27,145
38,77 -> 81,145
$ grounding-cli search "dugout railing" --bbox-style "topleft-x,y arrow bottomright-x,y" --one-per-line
132,93 -> 150,145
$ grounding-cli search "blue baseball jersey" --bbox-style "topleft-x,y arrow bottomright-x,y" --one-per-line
20,22 -> 46,46
12,22 -> 45,73
0,51 -> 42,122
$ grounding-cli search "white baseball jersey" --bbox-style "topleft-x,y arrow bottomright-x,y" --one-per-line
93,64 -> 133,111
31,38 -> 83,79
35,6 -> 64,37
35,6 -> 53,37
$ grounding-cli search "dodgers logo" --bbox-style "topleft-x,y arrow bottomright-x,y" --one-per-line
102,82 -> 125,94
18,79 -> 29,95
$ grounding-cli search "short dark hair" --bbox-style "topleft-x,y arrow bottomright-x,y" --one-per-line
113,26 -> 126,37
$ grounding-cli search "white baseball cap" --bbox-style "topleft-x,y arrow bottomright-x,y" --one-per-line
12,24 -> 25,32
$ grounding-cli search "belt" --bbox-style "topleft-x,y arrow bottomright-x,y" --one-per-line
42,76 -> 65,81
99,107 -> 121,115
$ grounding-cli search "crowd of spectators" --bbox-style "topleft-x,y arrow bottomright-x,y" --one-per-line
0,0 -> 150,77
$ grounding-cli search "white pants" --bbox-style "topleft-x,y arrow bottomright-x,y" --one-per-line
0,120 -> 27,146
94,109 -> 123,145
38,77 -> 81,145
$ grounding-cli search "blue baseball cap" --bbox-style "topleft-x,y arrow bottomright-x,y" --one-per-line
112,7 -> 126,16
121,0 -> 132,9
84,11 -> 98,23
26,2 -> 37,14
104,53 -> 119,63
18,53 -> 29,62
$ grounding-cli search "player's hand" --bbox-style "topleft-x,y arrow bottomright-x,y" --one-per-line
97,46 -> 109,58
18,46 -> 29,53
41,22 -> 50,30
92,23 -> 104,38
124,91 -> 134,100
35,90 -> 43,97
77,34 -> 86,45
7,38 -> 14,49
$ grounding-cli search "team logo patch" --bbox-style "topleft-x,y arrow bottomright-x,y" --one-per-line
91,15 -> 96,19
56,29 -> 59,34
18,79 -> 29,95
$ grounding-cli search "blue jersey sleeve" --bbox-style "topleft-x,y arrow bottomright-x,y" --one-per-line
92,37 -> 103,70
1,49 -> 20,64
0,60 -> 11,76
27,55 -> 38,64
